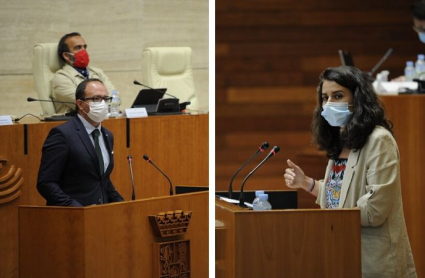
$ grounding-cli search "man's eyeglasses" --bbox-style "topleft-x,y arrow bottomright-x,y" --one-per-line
82,96 -> 113,103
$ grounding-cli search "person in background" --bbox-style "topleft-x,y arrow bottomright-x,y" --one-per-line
412,0 -> 425,43
392,1 -> 425,81
284,66 -> 417,278
52,32 -> 116,114
37,79 -> 123,206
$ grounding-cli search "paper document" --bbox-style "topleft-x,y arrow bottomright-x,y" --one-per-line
218,196 -> 253,208
374,81 -> 418,95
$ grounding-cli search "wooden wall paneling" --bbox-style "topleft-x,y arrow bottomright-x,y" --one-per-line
216,148 -> 312,170
217,0 -> 411,13
216,116 -> 312,133
223,131 -> 312,149
129,115 -> 209,199
226,86 -> 317,103
216,103 -> 315,119
0,125 -> 27,278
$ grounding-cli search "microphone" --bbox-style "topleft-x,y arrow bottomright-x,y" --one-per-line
228,142 -> 269,199
369,48 -> 393,77
133,80 -> 178,99
27,97 -> 77,118
238,146 -> 280,207
143,154 -> 174,196
127,155 -> 136,200
27,97 -> 76,105
363,48 -> 393,82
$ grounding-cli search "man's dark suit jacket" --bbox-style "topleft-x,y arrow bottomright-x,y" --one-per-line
37,116 -> 124,206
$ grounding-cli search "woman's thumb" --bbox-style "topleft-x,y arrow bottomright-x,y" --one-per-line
287,159 -> 297,169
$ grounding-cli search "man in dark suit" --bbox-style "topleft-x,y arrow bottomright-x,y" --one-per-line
37,78 -> 124,206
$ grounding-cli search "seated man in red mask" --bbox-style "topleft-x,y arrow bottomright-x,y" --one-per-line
52,32 -> 116,114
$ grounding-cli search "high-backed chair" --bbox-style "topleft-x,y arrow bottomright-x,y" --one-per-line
32,43 -> 64,116
141,47 -> 198,110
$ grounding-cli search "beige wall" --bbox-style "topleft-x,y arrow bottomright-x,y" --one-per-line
0,0 -> 209,118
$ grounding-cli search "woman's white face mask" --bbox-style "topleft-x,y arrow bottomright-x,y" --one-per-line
321,102 -> 353,127
84,100 -> 108,123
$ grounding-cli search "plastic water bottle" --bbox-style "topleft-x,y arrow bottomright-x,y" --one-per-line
253,194 -> 272,211
405,61 -> 416,82
252,190 -> 265,210
109,90 -> 121,117
415,54 -> 425,79
380,70 -> 389,82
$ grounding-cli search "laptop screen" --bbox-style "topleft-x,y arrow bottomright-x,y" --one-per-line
131,88 -> 167,108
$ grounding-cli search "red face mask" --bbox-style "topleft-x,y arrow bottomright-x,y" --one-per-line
70,49 -> 90,68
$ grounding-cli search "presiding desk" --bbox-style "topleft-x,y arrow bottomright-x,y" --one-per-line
0,114 -> 208,278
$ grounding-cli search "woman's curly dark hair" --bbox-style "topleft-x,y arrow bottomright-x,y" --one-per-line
311,66 -> 393,159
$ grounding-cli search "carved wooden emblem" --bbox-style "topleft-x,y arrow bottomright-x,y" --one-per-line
153,240 -> 190,278
149,210 -> 192,237
0,159 -> 23,205
150,210 -> 192,277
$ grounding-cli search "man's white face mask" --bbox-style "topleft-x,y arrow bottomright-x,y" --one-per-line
84,100 -> 108,123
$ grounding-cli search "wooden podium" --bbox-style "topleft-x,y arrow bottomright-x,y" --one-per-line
215,198 -> 361,278
19,191 -> 208,278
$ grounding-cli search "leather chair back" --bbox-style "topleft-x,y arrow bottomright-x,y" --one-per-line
141,47 -> 198,110
32,43 -> 64,115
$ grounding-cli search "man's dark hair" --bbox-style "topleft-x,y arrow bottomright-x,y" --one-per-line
311,66 -> 393,159
75,79 -> 104,113
411,1 -> 425,20
58,32 -> 81,62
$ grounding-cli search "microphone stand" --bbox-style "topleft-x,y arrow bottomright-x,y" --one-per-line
228,142 -> 269,199
369,48 -> 393,77
143,154 -> 174,196
27,97 -> 77,120
239,146 -> 280,207
27,97 -> 76,106
127,155 -> 136,200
